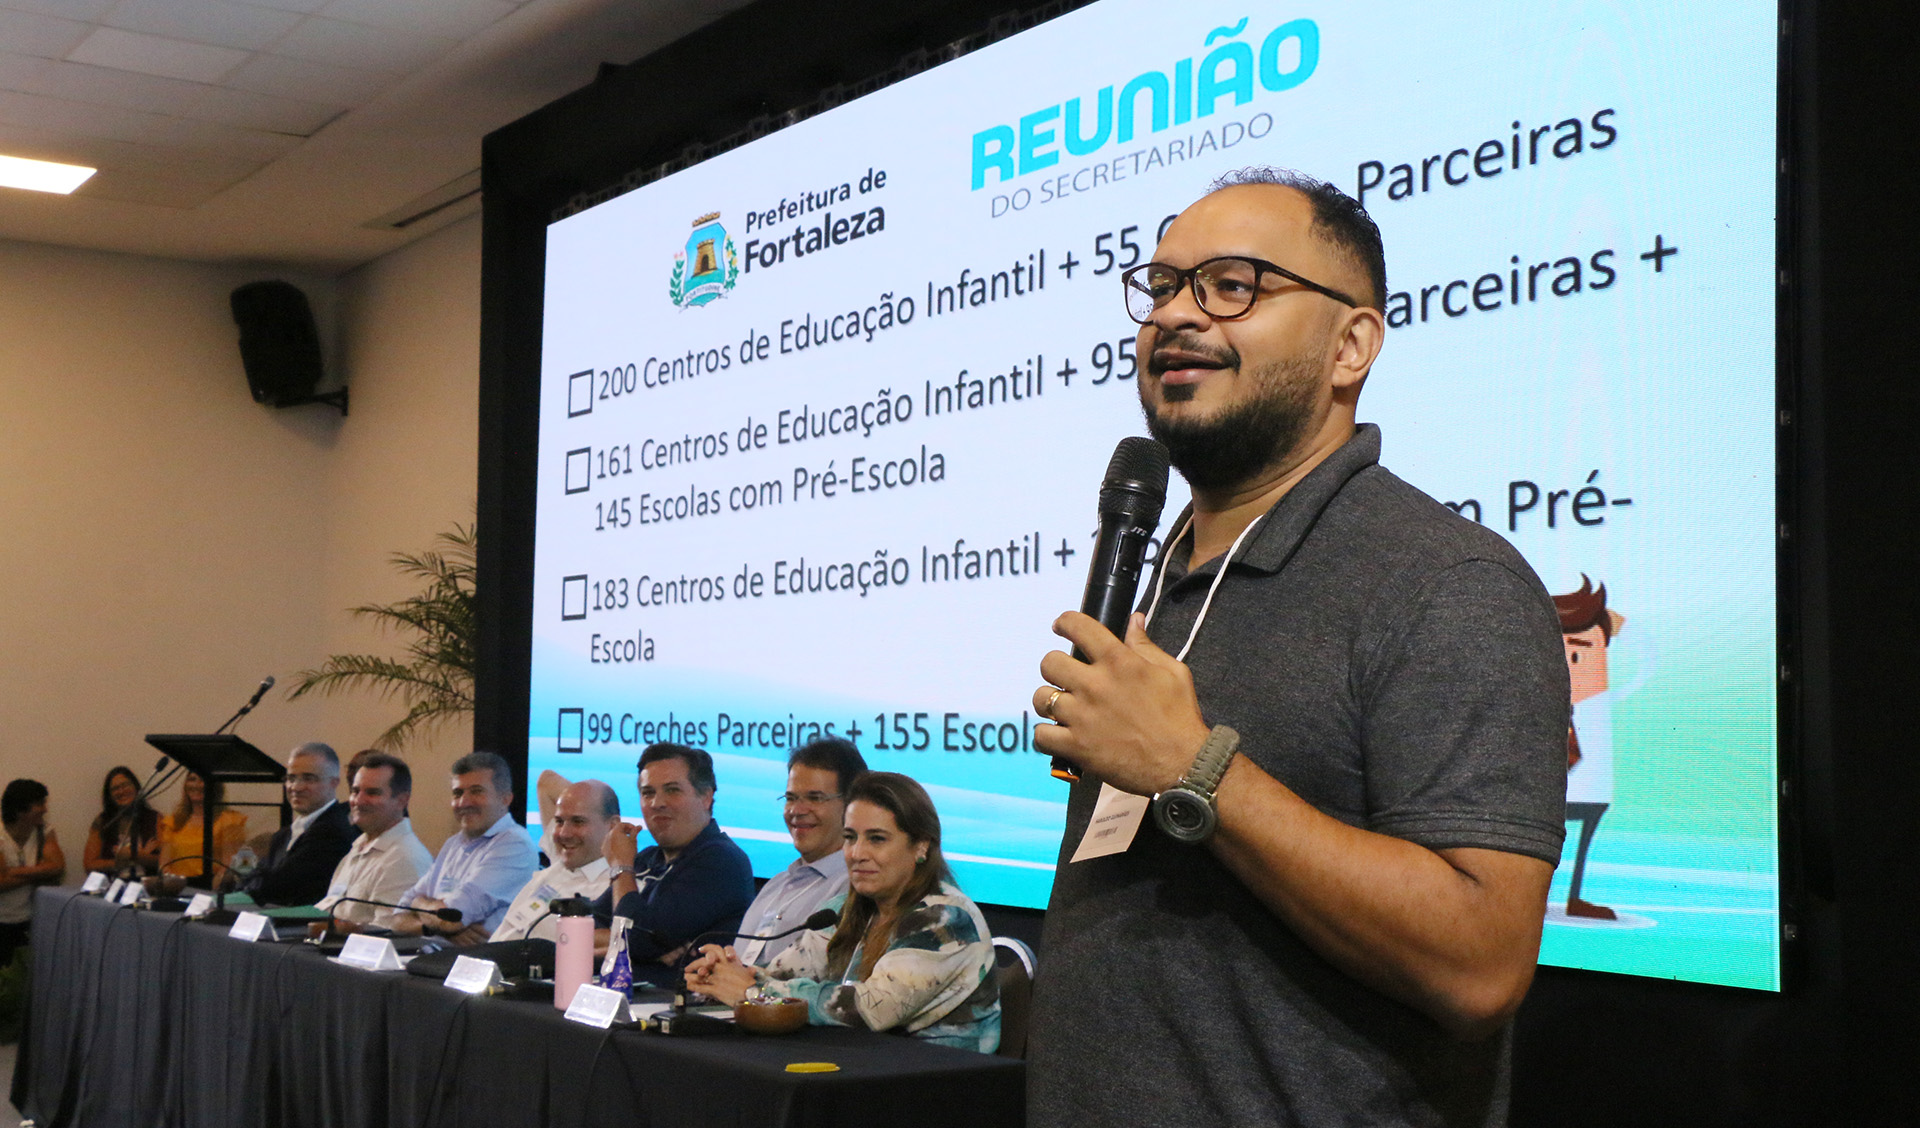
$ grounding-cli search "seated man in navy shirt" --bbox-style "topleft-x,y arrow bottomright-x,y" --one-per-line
593,743 -> 754,984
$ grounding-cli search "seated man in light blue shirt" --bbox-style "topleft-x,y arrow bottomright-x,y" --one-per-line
395,751 -> 538,942
734,738 -> 866,966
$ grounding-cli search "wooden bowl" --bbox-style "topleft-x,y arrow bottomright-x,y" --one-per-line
733,997 -> 809,1035
142,874 -> 187,897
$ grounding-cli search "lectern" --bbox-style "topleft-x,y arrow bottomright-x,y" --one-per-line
143,733 -> 289,888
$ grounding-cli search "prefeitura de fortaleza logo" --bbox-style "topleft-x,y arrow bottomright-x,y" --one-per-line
669,211 -> 739,308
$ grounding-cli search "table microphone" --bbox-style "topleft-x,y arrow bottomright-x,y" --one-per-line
328,896 -> 463,924
1052,435 -> 1171,782
692,908 -> 841,952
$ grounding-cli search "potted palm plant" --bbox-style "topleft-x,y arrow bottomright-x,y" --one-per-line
288,522 -> 476,750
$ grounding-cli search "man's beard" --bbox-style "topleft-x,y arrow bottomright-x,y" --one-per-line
1140,340 -> 1320,493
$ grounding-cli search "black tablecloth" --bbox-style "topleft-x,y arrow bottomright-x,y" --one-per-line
12,888 -> 1024,1127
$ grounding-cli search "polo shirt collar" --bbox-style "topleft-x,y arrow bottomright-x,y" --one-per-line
1165,423 -> 1381,581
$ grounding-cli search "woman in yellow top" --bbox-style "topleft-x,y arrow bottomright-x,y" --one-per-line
157,772 -> 247,887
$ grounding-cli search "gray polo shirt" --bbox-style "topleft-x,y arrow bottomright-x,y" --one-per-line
1028,424 -> 1568,1128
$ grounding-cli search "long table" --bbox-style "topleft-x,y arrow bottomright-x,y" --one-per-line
11,887 -> 1025,1127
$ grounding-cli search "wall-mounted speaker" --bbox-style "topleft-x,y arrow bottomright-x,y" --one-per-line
230,280 -> 346,414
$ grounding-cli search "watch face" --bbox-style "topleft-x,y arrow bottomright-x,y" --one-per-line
1154,789 -> 1217,844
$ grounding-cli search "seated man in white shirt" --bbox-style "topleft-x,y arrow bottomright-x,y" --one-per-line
316,751 -> 432,929
735,738 -> 867,966
490,779 -> 619,942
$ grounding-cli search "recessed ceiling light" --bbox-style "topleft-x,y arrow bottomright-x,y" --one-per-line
0,154 -> 97,195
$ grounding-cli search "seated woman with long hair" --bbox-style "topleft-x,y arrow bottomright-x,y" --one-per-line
157,772 -> 248,888
82,765 -> 160,875
685,771 -> 1000,1052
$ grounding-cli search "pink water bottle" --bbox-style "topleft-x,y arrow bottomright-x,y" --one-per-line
553,898 -> 594,1009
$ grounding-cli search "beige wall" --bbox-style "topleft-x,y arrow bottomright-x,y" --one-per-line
0,214 -> 481,870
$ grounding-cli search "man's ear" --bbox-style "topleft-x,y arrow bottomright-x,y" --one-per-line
1330,305 -> 1385,394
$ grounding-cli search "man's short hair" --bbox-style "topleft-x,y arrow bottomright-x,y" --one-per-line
788,738 -> 867,796
637,743 -> 716,795
1208,167 -> 1387,311
2,779 -> 47,824
348,750 -> 411,795
292,741 -> 340,774
451,750 -> 514,794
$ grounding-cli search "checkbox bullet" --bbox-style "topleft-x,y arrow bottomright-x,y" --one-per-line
567,369 -> 594,417
565,447 -> 592,494
557,708 -> 584,753
561,575 -> 588,620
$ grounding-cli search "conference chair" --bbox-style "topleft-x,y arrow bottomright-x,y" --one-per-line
992,936 -> 1036,1058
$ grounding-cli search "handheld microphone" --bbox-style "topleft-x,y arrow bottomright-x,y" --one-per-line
1052,436 -> 1170,782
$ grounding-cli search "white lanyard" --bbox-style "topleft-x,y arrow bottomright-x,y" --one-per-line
1142,511 -> 1267,662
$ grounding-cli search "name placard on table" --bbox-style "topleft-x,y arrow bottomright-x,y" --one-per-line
445,955 -> 503,995
117,881 -> 144,906
563,983 -> 633,1028
82,872 -> 108,893
333,933 -> 404,971
229,911 -> 274,942
184,893 -> 215,917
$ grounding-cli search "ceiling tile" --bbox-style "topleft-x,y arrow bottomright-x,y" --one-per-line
0,53 -> 58,92
67,27 -> 250,84
79,164 -> 253,208
315,0 -> 518,40
230,0 -> 331,13
147,114 -> 302,162
182,84 -> 344,136
0,87 -> 173,147
19,59 -> 209,119
266,15 -> 457,74
0,9 -> 93,61
0,120 -> 262,181
0,0 -> 117,19
99,0 -> 303,53
224,51 -> 394,106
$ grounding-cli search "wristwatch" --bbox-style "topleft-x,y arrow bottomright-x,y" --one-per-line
1152,725 -> 1239,843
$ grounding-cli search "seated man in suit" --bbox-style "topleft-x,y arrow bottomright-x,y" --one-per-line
241,742 -> 354,906
395,751 -> 539,941
490,779 -> 619,942
592,743 -> 755,984
316,751 -> 434,929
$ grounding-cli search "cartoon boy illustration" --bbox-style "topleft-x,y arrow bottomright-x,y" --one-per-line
1555,575 -> 1625,920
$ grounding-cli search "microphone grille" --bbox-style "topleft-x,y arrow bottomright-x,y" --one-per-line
1104,436 -> 1169,499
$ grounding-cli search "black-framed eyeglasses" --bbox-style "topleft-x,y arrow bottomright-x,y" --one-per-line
780,791 -> 842,807
1122,256 -> 1360,323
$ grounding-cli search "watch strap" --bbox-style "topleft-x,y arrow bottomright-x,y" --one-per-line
1181,725 -> 1239,800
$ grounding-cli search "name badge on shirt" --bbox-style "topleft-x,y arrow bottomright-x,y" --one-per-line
1069,783 -> 1151,862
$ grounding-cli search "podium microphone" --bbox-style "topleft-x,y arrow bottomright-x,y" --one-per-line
1052,436 -> 1170,782
216,674 -> 276,735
